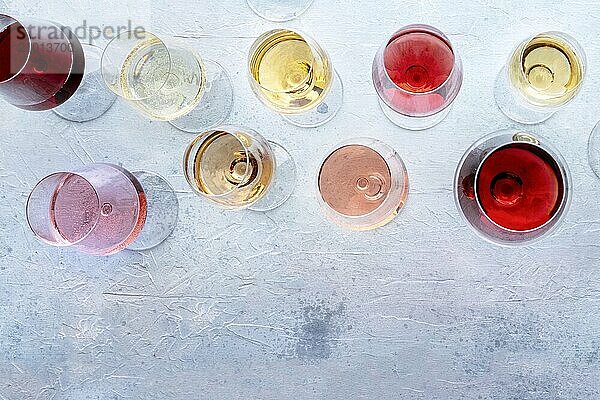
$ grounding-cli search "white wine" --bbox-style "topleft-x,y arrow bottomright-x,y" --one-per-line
248,29 -> 332,114
184,129 -> 275,208
509,33 -> 584,107
120,37 -> 206,120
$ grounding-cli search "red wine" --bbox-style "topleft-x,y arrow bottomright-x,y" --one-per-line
0,21 -> 84,111
381,29 -> 454,114
384,31 -> 454,93
476,143 -> 564,231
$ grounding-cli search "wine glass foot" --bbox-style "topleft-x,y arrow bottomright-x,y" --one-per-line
588,121 -> 600,179
379,97 -> 451,130
128,170 -> 179,251
249,141 -> 297,212
53,44 -> 117,122
494,67 -> 554,125
281,68 -> 343,128
169,59 -> 234,133
246,0 -> 314,21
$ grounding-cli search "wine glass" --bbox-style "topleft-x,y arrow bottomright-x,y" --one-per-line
494,31 -> 586,124
183,125 -> 297,211
454,130 -> 571,245
0,14 -> 115,122
246,0 -> 314,21
317,138 -> 409,230
26,163 -> 179,255
248,28 -> 343,128
372,24 -> 463,131
101,30 -> 233,133
587,121 -> 600,179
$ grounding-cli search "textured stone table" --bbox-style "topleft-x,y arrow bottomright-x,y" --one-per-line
1,0 -> 600,399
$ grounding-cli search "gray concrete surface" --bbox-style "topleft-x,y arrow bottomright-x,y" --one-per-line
1,0 -> 600,398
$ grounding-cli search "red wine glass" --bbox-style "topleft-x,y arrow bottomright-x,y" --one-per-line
372,24 -> 463,130
0,14 -> 115,122
26,163 -> 179,255
454,130 -> 571,245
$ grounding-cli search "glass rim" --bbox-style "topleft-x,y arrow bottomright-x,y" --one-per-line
316,137 -> 409,222
513,31 -> 586,98
473,139 -> 569,234
26,171 -> 101,246
587,120 -> 600,179
247,28 -> 319,95
379,23 -> 460,97
0,14 -> 31,84
184,126 -> 254,200
101,29 -> 173,100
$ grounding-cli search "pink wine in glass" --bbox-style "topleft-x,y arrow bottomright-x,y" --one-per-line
373,24 -> 463,129
0,15 -> 84,111
385,31 -> 453,92
27,164 -> 147,256
476,143 -> 564,231
317,138 -> 409,230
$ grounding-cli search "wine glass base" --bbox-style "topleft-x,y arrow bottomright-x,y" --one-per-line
249,141 -> 297,212
53,44 -> 117,123
588,121 -> 600,179
281,69 -> 343,128
494,67 -> 555,125
246,0 -> 314,21
128,171 -> 179,251
378,97 -> 451,130
169,59 -> 234,133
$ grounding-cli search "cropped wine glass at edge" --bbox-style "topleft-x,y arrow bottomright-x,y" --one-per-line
27,163 -> 179,255
455,130 -> 571,246
184,126 -> 297,212
372,24 -> 463,131
587,121 -> 600,180
0,14 -> 116,122
101,30 -> 233,133
248,28 -> 343,128
494,31 -> 586,124
317,138 -> 409,231
246,0 -> 314,22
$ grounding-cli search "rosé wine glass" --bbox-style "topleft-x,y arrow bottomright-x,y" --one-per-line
317,138 -> 409,230
372,24 -> 463,130
26,163 -> 178,255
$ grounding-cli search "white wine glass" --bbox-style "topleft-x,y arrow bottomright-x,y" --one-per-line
183,125 -> 297,211
494,31 -> 586,124
101,30 -> 233,132
248,28 -> 343,128
246,0 -> 314,22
